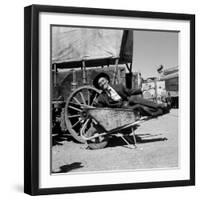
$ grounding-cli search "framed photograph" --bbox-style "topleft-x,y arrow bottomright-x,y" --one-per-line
24,4 -> 195,195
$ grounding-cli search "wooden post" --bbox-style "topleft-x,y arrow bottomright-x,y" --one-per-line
82,60 -> 87,85
112,58 -> 119,85
52,64 -> 57,87
71,69 -> 77,91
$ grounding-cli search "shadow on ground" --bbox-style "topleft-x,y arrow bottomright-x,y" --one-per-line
52,131 -> 78,146
52,129 -> 167,148
53,162 -> 84,173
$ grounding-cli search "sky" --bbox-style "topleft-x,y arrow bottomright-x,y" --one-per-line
133,30 -> 178,79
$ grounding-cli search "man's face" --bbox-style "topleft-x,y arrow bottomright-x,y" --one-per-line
98,77 -> 109,90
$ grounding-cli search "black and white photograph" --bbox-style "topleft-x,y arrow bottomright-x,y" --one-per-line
51,26 -> 179,174
23,5 -> 195,195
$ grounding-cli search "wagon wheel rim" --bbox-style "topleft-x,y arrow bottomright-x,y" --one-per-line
65,86 -> 100,143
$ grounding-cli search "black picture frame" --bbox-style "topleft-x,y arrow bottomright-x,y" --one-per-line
24,4 -> 195,196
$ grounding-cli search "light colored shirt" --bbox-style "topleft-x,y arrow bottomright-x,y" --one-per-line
106,86 -> 122,101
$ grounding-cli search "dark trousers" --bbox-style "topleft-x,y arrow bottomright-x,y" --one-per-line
128,96 -> 165,109
127,96 -> 165,117
130,104 -> 163,117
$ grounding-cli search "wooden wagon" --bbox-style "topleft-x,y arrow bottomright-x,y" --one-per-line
51,26 -> 136,144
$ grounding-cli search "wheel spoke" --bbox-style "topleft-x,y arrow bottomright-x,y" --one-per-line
73,97 -> 82,105
68,114 -> 81,118
68,105 -> 82,112
72,119 -> 82,128
79,91 -> 87,105
91,93 -> 98,106
69,102 -> 84,107
81,118 -> 90,131
87,90 -> 90,105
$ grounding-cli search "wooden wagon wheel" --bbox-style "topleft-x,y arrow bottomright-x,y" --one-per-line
65,86 -> 100,143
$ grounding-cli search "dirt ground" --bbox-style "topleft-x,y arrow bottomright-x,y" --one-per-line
51,109 -> 178,174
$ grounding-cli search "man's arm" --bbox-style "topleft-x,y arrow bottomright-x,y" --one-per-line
92,94 -> 105,107
123,85 -> 142,96
93,93 -> 123,108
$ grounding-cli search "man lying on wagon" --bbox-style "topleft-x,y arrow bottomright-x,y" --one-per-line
93,72 -> 170,118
